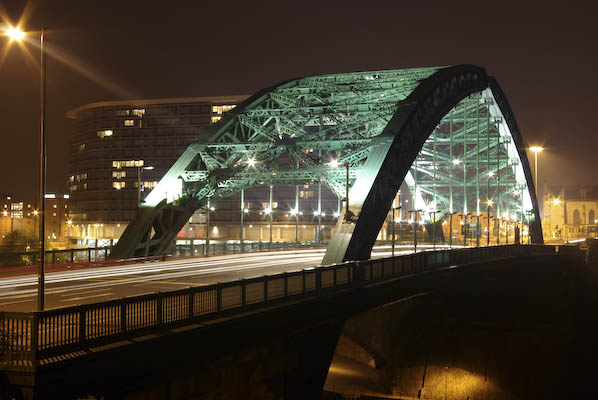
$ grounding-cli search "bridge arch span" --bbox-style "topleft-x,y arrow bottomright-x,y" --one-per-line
323,66 -> 543,263
111,65 -> 543,261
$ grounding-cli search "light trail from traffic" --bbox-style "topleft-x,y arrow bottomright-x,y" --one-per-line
0,244 -> 455,311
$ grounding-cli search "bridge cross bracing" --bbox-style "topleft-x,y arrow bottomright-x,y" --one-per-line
110,65 -> 542,261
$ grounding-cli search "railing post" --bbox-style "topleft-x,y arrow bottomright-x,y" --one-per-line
316,269 -> 322,290
79,307 -> 86,347
120,302 -> 127,334
70,250 -> 74,263
188,289 -> 194,318
156,295 -> 163,325
87,248 -> 91,262
242,281 -> 247,306
217,285 -> 222,311
302,271 -> 306,293
51,251 -> 56,265
31,313 -> 39,368
283,274 -> 288,297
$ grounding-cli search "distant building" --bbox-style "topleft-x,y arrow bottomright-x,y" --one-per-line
65,96 -> 342,246
0,194 -> 71,248
543,185 -> 598,242
65,96 -> 248,244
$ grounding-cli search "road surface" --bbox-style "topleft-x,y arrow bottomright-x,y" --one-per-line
0,244 -> 451,312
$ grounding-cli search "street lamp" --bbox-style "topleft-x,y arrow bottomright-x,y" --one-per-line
343,162 -> 350,221
529,146 -> 543,199
4,25 -> 48,310
137,166 -> 154,207
391,205 -> 401,256
486,199 -> 494,246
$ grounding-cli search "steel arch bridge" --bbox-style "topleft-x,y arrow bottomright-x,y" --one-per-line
110,65 -> 543,263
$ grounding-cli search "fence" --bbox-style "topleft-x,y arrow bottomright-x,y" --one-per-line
0,244 -> 556,368
0,242 -> 326,269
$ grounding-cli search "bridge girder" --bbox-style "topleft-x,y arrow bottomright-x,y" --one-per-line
110,65 -> 543,261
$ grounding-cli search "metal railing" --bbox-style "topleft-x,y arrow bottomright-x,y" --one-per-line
0,244 -> 556,368
0,242 -> 326,269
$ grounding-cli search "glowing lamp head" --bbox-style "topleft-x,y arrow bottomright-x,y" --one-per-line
290,208 -> 298,216
486,199 -> 494,207
530,146 -> 544,153
246,157 -> 256,167
328,159 -> 340,168
552,198 -> 561,206
6,27 -> 24,41
33,210 -> 38,216
452,159 -> 461,165
488,171 -> 495,177
264,208 -> 272,215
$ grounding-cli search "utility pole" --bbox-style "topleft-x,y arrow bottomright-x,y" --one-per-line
409,210 -> 421,253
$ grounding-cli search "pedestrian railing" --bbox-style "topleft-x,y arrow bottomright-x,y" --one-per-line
0,242 -> 326,269
0,244 -> 557,369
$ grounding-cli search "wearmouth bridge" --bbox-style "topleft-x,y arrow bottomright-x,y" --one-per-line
111,64 -> 543,263
0,65 -> 559,399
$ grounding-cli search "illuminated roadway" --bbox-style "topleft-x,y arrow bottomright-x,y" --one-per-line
0,245 -> 452,312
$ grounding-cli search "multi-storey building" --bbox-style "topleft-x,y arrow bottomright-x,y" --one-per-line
66,96 -> 343,245
543,185 -> 598,242
66,96 -> 248,244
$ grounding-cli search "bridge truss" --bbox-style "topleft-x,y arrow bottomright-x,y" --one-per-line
110,65 -> 542,262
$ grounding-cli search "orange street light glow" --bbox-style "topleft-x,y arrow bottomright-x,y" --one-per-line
6,27 -> 25,41
530,146 -> 543,153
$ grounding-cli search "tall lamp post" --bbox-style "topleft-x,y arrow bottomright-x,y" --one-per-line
4,25 -> 48,310
391,206 -> 402,257
486,199 -> 494,246
530,146 -> 543,202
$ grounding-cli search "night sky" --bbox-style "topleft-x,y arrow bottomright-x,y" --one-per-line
0,0 -> 596,199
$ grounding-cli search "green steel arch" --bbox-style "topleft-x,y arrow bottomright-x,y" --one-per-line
110,65 -> 543,261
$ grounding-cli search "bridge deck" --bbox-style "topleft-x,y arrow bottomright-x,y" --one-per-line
0,245 -> 558,373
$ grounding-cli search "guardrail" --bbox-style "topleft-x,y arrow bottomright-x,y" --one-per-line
0,244 -> 557,369
0,242 -> 326,269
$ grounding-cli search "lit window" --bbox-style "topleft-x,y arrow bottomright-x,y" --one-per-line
75,173 -> 87,181
112,182 -> 126,190
82,183 -> 88,189
70,185 -> 77,192
69,176 -> 75,183
112,171 -> 126,179
299,190 -> 314,199
124,119 -> 135,127
97,129 -> 113,138
112,160 -> 143,168
212,104 -> 236,114
11,211 -> 23,219
132,108 -> 145,117
211,116 -> 222,124
78,144 -> 86,151
116,109 -> 130,116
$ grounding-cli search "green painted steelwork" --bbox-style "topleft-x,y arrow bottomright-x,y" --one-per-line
111,66 -> 541,260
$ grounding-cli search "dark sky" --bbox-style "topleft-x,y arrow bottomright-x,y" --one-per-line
0,0 -> 596,199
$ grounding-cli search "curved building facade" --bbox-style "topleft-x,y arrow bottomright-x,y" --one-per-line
66,96 -> 248,242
